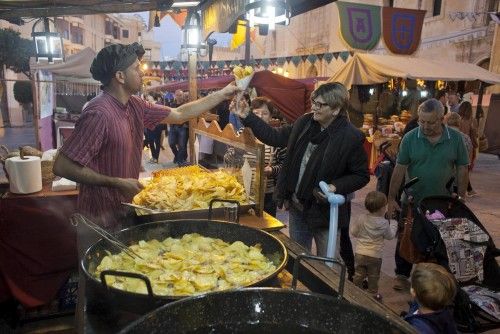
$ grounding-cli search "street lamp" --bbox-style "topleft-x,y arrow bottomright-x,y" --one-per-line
181,11 -> 207,57
245,0 -> 291,31
31,17 -> 64,63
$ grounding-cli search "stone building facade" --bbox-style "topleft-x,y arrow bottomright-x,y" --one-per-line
0,14 -> 161,126
212,0 -> 499,81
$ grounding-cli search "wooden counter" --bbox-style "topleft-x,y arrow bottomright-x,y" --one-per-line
2,182 -> 78,199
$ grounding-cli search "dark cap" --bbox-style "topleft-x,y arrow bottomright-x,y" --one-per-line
90,42 -> 145,86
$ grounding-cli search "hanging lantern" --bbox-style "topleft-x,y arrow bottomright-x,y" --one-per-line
32,17 -> 64,63
181,11 -> 207,56
245,0 -> 290,31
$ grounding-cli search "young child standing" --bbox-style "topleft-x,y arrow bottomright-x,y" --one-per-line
405,262 -> 458,334
350,191 -> 397,300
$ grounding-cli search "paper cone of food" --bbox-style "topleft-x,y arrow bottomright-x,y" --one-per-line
233,66 -> 254,90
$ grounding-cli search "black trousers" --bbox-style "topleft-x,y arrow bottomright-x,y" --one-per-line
340,201 -> 355,278
264,192 -> 277,217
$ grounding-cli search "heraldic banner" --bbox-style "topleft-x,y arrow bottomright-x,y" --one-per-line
382,7 -> 426,55
337,1 -> 381,50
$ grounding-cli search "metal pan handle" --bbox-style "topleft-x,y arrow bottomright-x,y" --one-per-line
208,199 -> 241,224
100,270 -> 154,297
291,253 -> 346,300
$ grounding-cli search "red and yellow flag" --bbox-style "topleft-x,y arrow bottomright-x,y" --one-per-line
230,20 -> 256,50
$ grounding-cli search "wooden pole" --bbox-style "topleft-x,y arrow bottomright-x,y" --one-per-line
30,71 -> 40,150
188,51 -> 197,164
244,20 -> 251,65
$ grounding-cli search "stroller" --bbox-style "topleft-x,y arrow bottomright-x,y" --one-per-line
411,196 -> 500,332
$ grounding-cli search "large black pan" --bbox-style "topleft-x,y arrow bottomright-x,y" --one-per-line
119,287 -> 413,333
82,219 -> 287,316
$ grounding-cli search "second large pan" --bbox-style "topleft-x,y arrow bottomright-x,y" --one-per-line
119,288 -> 414,334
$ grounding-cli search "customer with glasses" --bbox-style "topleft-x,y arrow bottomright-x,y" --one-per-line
232,82 -> 369,279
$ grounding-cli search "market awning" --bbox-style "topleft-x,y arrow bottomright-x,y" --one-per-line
0,1 -> 203,19
328,53 -> 500,89
30,47 -> 96,79
147,71 -> 317,122
0,0 -> 336,20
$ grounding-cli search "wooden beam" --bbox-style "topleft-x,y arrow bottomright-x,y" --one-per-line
271,231 -> 416,333
0,1 -> 174,19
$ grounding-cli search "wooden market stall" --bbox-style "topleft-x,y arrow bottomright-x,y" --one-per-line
29,47 -> 100,151
327,53 -> 500,169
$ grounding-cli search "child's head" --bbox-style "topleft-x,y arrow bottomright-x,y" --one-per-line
364,191 -> 387,214
411,263 -> 456,311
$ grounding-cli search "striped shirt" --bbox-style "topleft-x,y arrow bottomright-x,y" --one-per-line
243,145 -> 286,193
60,91 -> 169,228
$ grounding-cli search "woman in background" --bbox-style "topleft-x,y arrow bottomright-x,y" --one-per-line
457,101 -> 479,197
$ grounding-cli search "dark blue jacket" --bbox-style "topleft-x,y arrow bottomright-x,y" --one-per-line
404,301 -> 457,334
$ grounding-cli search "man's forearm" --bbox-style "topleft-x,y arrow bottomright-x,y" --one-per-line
53,153 -> 118,188
456,165 -> 469,198
172,91 -> 225,122
388,164 -> 407,201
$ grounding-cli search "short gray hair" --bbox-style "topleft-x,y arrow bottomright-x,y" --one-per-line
312,82 -> 350,112
418,98 -> 444,117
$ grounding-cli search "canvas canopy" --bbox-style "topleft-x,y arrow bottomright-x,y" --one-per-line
328,53 -> 500,89
30,47 -> 96,79
149,71 -> 317,122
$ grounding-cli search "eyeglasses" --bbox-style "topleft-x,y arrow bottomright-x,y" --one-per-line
311,100 -> 330,109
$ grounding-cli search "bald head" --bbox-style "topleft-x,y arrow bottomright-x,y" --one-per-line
418,98 -> 444,118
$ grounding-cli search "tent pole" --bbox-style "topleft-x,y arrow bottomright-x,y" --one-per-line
188,51 -> 197,164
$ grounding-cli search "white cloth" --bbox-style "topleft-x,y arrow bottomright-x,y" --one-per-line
52,177 -> 77,191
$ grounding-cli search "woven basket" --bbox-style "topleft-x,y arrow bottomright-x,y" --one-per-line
41,160 -> 55,185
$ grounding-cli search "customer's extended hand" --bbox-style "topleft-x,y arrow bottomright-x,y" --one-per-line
230,93 -> 251,119
313,184 -> 336,203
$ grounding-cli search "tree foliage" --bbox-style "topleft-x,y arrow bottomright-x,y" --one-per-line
0,28 -> 35,78
13,81 -> 33,104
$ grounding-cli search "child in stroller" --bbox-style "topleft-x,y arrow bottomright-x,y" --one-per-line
411,196 -> 500,332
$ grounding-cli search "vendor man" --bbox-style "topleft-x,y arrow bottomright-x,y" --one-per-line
54,43 -> 238,229
53,43 -> 238,331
